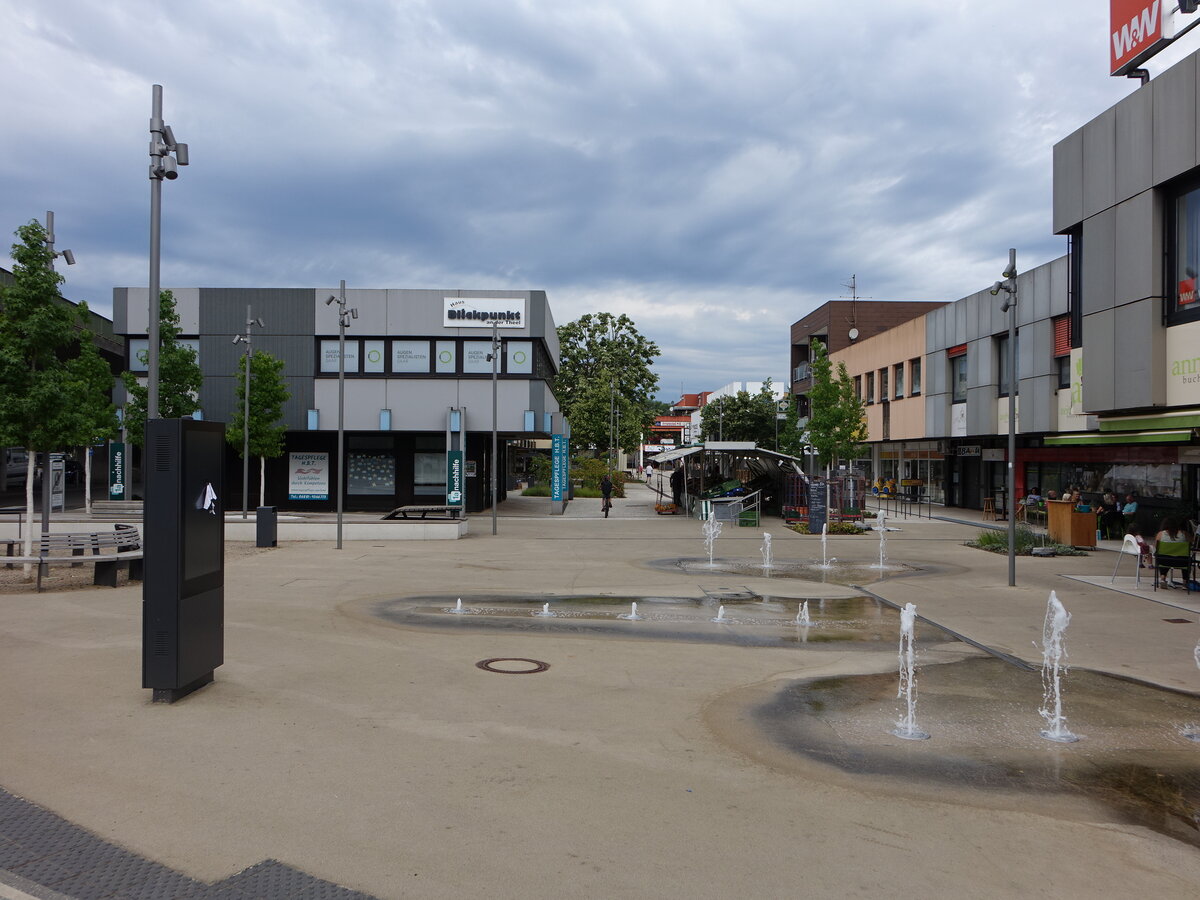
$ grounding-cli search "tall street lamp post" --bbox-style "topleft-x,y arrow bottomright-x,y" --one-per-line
490,322 -> 499,536
326,282 -> 356,549
41,212 -> 75,553
990,249 -> 1019,588
146,84 -> 188,421
233,305 -> 265,519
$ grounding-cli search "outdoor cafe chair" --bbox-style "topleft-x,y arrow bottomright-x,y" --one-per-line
1111,533 -> 1143,588
1153,539 -> 1192,593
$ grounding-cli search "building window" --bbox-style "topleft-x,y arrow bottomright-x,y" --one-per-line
879,368 -> 888,401
1057,356 -> 1071,389
910,358 -> 921,396
894,363 -> 904,399
997,333 -> 1019,397
866,371 -> 875,404
1169,179 -> 1200,324
347,437 -> 395,496
854,375 -> 862,400
950,355 -> 967,403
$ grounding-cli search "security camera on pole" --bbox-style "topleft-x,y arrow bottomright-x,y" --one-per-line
326,282 -> 357,549
989,249 -> 1018,588
146,84 -> 188,422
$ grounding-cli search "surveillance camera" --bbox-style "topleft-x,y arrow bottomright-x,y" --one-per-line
326,296 -> 336,306
350,308 -> 359,319
255,318 -> 264,328
162,157 -> 179,179
1002,265 -> 1016,280
174,143 -> 189,166
61,249 -> 75,266
989,281 -> 1002,296
163,125 -> 176,147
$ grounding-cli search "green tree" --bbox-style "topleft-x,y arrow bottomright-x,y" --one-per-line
226,350 -> 290,507
120,289 -> 203,444
0,221 -> 119,564
698,381 -> 780,446
805,338 -> 867,473
776,391 -> 807,458
555,312 -> 660,458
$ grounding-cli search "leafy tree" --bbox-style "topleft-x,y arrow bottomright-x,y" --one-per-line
226,350 -> 290,507
0,221 -> 118,564
698,381 -> 781,446
555,312 -> 660,458
805,338 -> 867,473
120,289 -> 203,445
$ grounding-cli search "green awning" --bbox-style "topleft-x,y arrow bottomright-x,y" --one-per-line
1044,430 -> 1193,446
1099,412 -> 1200,432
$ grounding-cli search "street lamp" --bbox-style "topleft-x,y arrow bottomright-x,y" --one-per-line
40,211 -> 76,548
489,322 -> 499,536
326,281 -> 357,549
232,305 -> 265,519
146,84 -> 189,421
990,248 -> 1018,588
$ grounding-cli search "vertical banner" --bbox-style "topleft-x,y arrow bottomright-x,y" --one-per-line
446,450 -> 464,507
551,434 -> 568,502
108,442 -> 126,500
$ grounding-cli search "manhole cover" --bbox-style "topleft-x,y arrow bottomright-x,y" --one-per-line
476,657 -> 551,674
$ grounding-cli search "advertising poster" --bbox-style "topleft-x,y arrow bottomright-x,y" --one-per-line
288,452 -> 330,500
108,442 -> 126,500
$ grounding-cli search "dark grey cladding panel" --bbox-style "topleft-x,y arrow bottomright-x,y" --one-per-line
1023,374 -> 1055,434
1053,128 -> 1084,234
199,333 -> 314,380
1082,309 -> 1116,412
199,288 -> 316,336
1081,208 -> 1116,315
1114,191 -> 1159,306
1049,256 -> 1069,318
1152,52 -> 1199,185
1115,82 -> 1153,201
201,374 -> 312,430
1082,106 -> 1117,221
113,287 -> 128,332
965,386 -> 994,436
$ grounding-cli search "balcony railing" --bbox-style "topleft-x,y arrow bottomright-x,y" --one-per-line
793,363 -> 811,382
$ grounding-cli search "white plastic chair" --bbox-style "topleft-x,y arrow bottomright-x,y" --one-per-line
1111,533 -> 1142,587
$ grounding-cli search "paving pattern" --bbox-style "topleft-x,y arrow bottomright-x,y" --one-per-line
0,788 -> 378,900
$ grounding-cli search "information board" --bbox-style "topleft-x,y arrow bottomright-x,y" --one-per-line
807,481 -> 827,533
551,434 -> 568,502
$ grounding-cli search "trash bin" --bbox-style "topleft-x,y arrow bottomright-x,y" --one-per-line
256,506 -> 277,547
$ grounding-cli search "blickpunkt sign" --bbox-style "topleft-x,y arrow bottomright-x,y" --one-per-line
1111,0 -> 1167,75
443,297 -> 526,328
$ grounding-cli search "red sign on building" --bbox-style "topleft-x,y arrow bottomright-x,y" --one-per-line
1111,0 -> 1168,75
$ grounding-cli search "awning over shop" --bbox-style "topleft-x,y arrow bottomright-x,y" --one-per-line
646,445 -> 703,463
647,443 -> 805,475
1044,430 -> 1193,446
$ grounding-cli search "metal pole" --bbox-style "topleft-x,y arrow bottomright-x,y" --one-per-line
242,304 -> 252,520
1006,249 -> 1018,588
491,322 -> 498,536
337,280 -> 346,550
148,85 -> 163,421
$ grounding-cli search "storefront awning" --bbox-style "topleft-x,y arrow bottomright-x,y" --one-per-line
1044,430 -> 1193,446
647,446 -> 703,463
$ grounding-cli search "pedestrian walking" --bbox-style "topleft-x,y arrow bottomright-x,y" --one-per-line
601,473 -> 614,518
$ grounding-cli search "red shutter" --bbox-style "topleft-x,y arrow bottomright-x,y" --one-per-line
947,343 -> 967,358
1053,315 -> 1070,357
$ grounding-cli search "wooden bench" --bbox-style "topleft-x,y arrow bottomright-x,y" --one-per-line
382,505 -> 461,520
4,525 -> 143,591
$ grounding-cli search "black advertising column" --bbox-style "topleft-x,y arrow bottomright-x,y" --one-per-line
142,418 -> 226,703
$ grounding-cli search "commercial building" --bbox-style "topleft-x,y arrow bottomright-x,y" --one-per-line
113,288 -> 564,513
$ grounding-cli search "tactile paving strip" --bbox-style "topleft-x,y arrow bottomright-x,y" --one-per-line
0,786 -> 379,899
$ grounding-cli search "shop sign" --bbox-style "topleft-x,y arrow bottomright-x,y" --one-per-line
1165,319 -> 1200,406
108,442 -> 126,500
444,297 -> 526,328
551,434 -> 568,501
1110,0 -> 1167,76
956,445 -> 981,457
446,450 -> 464,506
288,452 -> 329,500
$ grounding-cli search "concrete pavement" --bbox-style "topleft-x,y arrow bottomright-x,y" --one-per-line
2,483 -> 1199,898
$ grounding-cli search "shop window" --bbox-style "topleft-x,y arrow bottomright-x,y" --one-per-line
319,339 -> 360,374
347,437 -> 395,495
1168,178 -> 1200,324
413,436 -> 446,497
894,363 -> 904,399
1057,356 -> 1071,389
910,358 -> 921,396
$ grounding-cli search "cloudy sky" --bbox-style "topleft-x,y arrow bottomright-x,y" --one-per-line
2,2 -> 1195,400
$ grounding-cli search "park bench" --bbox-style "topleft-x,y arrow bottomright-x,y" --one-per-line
382,505 -> 462,520
3,525 -> 143,592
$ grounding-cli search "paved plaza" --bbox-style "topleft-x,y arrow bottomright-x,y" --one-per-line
2,483 -> 1200,898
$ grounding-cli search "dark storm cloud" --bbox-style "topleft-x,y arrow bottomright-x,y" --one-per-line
1,1 -> 1189,396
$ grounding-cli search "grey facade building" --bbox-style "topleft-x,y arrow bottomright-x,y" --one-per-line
113,287 -> 563,513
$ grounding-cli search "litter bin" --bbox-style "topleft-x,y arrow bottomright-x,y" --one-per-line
256,506 -> 277,547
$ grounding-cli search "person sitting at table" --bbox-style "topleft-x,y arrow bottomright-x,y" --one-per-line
1074,494 -> 1092,512
1121,492 -> 1139,528
1098,492 -> 1123,539
1154,516 -> 1191,588
1024,487 -> 1042,506
1126,524 -> 1154,568
1046,490 -> 1059,501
